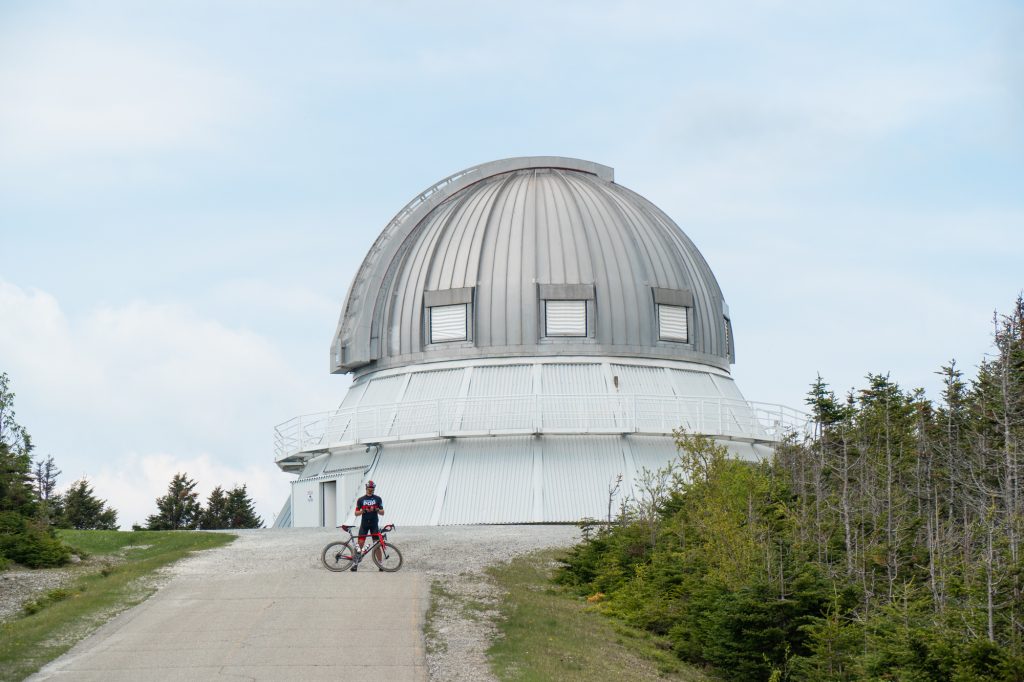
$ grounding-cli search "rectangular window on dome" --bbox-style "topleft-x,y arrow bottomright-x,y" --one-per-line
429,304 -> 468,343
658,304 -> 688,342
545,300 -> 587,337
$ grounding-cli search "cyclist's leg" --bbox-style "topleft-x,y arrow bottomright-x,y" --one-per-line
363,521 -> 382,568
357,519 -> 374,551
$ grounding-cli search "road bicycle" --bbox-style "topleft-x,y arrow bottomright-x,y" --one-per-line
321,523 -> 403,572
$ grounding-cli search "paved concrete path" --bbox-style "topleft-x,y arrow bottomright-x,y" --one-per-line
31,532 -> 429,681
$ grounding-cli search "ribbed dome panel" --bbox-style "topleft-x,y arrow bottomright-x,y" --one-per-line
332,158 -> 732,376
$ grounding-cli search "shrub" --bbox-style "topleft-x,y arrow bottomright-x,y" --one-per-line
0,511 -> 71,568
22,587 -> 77,615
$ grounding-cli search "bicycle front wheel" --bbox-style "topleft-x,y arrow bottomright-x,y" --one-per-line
321,540 -> 357,572
373,542 -> 403,572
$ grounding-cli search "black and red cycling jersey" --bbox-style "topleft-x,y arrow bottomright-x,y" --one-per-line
356,494 -> 384,533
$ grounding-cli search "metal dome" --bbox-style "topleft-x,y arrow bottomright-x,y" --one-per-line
274,157 -> 808,528
331,157 -> 735,377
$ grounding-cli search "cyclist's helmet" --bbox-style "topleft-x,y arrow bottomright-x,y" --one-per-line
366,480 -> 376,488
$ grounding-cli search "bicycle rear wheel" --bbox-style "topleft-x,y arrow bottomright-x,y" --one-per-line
321,540 -> 357,572
373,542 -> 403,572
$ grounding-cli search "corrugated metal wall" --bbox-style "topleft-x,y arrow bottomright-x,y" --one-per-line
543,436 -> 626,522
367,440 -> 448,525
361,374 -> 406,404
390,369 -> 468,435
339,381 -> 367,408
627,435 -> 679,481
439,437 -> 534,524
403,368 -> 465,401
291,479 -> 320,528
467,364 -> 532,397
612,364 -> 673,395
541,363 -> 606,394
286,431 -> 772,526
323,448 -> 373,474
668,369 -> 719,397
710,374 -> 744,400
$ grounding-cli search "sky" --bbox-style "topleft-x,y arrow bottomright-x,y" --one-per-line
1,1 -> 1022,528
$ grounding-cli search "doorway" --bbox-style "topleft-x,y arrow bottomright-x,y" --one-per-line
321,480 -> 337,527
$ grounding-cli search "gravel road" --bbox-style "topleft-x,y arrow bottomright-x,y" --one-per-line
172,526 -> 581,680
27,526 -> 580,681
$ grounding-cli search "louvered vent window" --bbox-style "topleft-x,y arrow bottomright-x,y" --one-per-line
545,300 -> 587,337
658,304 -> 688,342
723,316 -> 732,356
429,304 -> 468,343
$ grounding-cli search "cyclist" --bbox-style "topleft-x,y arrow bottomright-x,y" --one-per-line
351,480 -> 384,572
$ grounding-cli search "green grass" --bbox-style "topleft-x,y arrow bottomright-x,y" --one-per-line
424,581 -> 454,655
486,548 -> 712,682
0,530 -> 234,682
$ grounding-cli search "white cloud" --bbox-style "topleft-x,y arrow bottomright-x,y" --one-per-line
0,33 -> 251,162
620,49 -> 1004,228
0,282 -> 302,435
0,281 -> 333,527
75,452 -> 291,530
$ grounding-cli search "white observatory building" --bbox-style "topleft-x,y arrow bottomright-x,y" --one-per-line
274,157 -> 805,527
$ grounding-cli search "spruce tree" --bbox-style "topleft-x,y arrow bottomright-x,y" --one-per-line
200,486 -> 230,529
59,479 -> 118,530
0,373 -> 69,567
32,455 -> 61,524
225,485 -> 262,529
0,372 -> 37,517
146,473 -> 201,530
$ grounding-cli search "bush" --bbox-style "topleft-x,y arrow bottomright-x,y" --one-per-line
23,587 -> 77,615
0,511 -> 71,568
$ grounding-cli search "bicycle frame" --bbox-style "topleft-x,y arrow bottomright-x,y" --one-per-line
341,523 -> 393,563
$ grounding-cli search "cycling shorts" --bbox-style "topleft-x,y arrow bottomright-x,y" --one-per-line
358,518 -> 380,538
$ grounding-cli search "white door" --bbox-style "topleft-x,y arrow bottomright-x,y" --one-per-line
321,480 -> 337,528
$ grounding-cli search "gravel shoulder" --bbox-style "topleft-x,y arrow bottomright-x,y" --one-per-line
0,556 -> 109,623
1,567 -> 80,622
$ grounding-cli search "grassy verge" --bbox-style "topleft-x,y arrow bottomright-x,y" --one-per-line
487,548 -> 711,682
0,530 -> 234,681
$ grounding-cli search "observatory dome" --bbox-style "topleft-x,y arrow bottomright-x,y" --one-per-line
274,158 -> 806,528
332,157 -> 735,376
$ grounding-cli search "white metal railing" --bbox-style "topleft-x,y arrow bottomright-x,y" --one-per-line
274,394 -> 811,462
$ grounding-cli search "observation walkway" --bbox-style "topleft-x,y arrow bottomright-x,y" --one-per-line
275,394 -> 809,471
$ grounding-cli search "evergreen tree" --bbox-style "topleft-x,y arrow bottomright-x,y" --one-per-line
0,373 -> 69,568
32,455 -> 61,524
557,296 -> 1024,680
0,372 -> 37,517
200,486 -> 230,529
58,479 -> 118,530
146,473 -> 201,530
31,455 -> 60,503
225,485 -> 262,529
